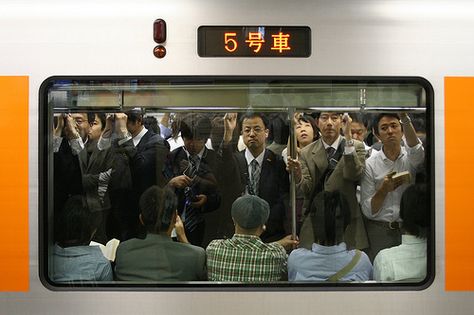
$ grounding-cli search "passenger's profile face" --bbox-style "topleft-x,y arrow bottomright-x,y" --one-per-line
317,112 -> 342,144
88,114 -> 103,141
351,121 -> 367,142
183,137 -> 205,155
241,116 -> 268,154
377,116 -> 403,145
71,113 -> 90,141
295,120 -> 314,148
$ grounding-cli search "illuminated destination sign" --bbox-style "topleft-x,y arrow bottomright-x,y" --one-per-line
198,26 -> 311,57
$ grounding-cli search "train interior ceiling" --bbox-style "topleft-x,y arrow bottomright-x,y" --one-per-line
42,77 -> 433,288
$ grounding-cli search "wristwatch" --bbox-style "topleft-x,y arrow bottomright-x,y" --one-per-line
346,139 -> 354,146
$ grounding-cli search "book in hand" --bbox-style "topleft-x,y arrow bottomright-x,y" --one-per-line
388,170 -> 411,185
90,238 -> 120,261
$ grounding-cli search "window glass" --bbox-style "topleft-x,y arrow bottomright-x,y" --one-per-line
40,77 -> 433,289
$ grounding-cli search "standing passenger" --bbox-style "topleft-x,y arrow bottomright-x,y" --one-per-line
360,113 -> 424,260
287,112 -> 368,250
164,113 -> 221,247
220,112 -> 290,242
98,109 -> 169,241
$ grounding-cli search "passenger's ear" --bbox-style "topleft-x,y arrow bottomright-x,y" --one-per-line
264,128 -> 269,139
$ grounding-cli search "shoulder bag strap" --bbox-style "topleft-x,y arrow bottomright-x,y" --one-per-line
327,249 -> 361,282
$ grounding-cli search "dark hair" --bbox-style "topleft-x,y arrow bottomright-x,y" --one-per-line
400,184 -> 429,239
56,195 -> 93,247
349,113 -> 369,128
268,113 -> 289,145
143,116 -> 160,134
126,108 -> 145,124
239,112 -> 269,130
296,114 -> 320,143
310,190 -> 351,246
139,186 -> 178,233
372,113 -> 400,136
312,112 -> 343,121
210,116 -> 224,150
86,113 -> 106,131
180,113 -> 211,141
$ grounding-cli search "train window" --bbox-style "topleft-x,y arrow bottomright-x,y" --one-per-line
39,77 -> 433,290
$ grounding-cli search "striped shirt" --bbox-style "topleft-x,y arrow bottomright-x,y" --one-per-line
206,234 -> 287,282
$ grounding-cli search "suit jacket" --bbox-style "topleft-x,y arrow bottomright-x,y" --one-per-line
164,146 -> 221,219
297,138 -> 369,250
53,139 -> 83,215
112,130 -> 169,206
114,233 -> 207,281
221,146 -> 289,242
78,139 -> 114,212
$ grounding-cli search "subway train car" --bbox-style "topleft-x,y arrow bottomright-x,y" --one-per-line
0,0 -> 473,314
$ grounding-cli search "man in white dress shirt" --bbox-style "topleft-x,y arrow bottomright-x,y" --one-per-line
360,113 -> 424,261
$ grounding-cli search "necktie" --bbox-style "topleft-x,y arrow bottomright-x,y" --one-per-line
326,146 -> 336,159
189,155 -> 200,176
182,155 -> 201,232
249,159 -> 260,195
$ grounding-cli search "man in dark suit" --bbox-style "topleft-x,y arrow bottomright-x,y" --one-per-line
220,112 -> 289,243
164,113 -> 221,247
287,112 -> 368,250
98,110 -> 169,241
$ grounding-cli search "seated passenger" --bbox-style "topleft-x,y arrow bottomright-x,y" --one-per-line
373,184 -> 428,281
206,195 -> 297,282
53,196 -> 113,282
288,191 -> 372,281
114,186 -> 207,281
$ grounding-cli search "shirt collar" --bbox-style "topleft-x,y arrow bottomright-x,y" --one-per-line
245,148 -> 265,166
311,242 -> 347,254
132,126 -> 148,147
185,145 -> 205,160
322,135 -> 342,151
401,234 -> 426,245
232,234 -> 261,241
380,145 -> 406,162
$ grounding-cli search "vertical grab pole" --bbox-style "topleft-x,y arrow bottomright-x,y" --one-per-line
288,107 -> 297,241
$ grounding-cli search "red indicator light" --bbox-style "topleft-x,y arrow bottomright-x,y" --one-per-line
153,45 -> 166,58
153,19 -> 167,43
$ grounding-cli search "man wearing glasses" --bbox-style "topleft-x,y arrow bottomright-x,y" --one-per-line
222,112 -> 289,243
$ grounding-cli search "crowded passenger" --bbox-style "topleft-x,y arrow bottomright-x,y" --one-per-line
114,186 -> 207,281
360,113 -> 425,260
373,184 -> 428,281
51,107 -> 429,284
206,195 -> 297,281
220,112 -> 290,242
53,113 -> 88,220
287,112 -> 369,251
164,113 -> 221,247
53,112 -> 114,244
281,113 -> 320,233
288,190 -> 372,281
98,109 -> 169,241
53,195 -> 113,282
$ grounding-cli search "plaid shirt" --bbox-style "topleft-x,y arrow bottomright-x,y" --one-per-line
206,234 -> 287,282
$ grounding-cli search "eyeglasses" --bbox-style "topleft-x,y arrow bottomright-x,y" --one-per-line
242,127 -> 264,134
